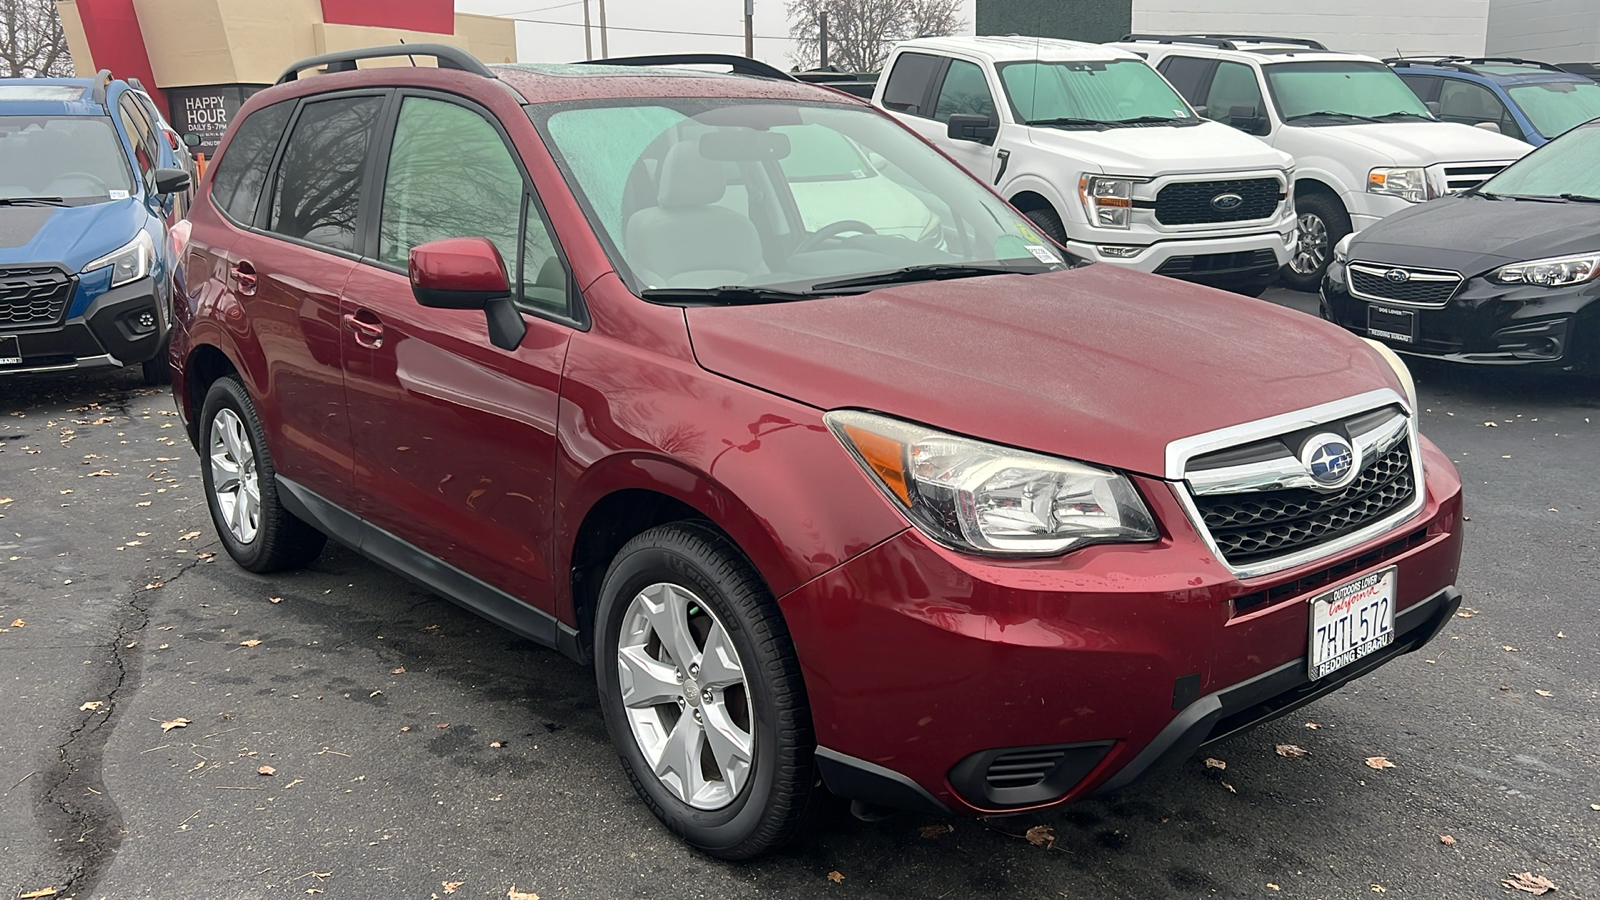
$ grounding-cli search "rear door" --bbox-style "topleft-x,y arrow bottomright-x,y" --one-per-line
340,90 -> 579,612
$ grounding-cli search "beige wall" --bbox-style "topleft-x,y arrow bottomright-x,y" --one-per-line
457,12 -> 518,65
55,1 -> 95,76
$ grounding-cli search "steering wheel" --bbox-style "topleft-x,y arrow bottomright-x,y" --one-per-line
795,219 -> 879,254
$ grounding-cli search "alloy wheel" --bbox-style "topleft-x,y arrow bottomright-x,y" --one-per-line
209,407 -> 261,544
616,582 -> 753,810
1291,212 -> 1329,275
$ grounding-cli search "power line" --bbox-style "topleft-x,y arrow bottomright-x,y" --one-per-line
506,15 -> 791,41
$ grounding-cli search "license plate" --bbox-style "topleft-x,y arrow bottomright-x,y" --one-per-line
1308,567 -> 1396,680
1367,305 -> 1417,344
0,335 -> 19,366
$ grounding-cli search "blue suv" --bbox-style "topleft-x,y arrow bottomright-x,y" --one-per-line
1389,57 -> 1600,146
0,70 -> 190,384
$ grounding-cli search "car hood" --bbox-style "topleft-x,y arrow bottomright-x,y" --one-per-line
685,265 -> 1399,478
1349,193 -> 1600,275
0,199 -> 148,272
1293,121 -> 1530,165
1028,120 -> 1291,173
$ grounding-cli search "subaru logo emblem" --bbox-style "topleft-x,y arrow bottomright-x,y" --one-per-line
1210,192 -> 1244,212
1384,268 -> 1411,284
1301,434 -> 1360,489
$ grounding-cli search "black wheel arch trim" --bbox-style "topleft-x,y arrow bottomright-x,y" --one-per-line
814,746 -> 950,816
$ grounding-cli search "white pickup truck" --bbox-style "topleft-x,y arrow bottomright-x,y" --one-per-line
871,35 -> 1299,294
1113,35 -> 1532,290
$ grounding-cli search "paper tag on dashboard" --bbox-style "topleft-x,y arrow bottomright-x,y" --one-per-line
108,190 -> 129,200
1025,244 -> 1062,264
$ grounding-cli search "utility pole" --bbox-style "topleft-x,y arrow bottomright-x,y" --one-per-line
599,0 -> 609,58
819,10 -> 828,68
582,0 -> 592,60
744,0 -> 754,58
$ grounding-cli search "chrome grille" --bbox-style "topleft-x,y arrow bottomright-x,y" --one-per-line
1348,263 -> 1461,307
1154,177 -> 1281,225
0,266 -> 73,328
1442,163 -> 1505,193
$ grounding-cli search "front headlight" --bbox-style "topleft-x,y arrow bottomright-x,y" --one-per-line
826,410 -> 1158,557
1488,253 -> 1600,287
83,230 -> 155,288
1367,167 -> 1433,204
1079,175 -> 1142,230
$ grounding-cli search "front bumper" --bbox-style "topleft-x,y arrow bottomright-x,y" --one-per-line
0,277 -> 167,375
1066,228 -> 1294,287
1322,260 -> 1600,369
783,437 -> 1463,816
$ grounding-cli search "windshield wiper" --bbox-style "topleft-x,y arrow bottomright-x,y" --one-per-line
807,263 -> 1040,293
1283,111 -> 1381,124
1559,192 -> 1600,203
0,196 -> 67,207
1024,116 -> 1109,131
639,285 -> 824,306
1370,111 -> 1435,121
1109,115 -> 1201,126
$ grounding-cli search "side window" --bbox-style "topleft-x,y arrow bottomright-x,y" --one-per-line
377,96 -> 569,317
117,96 -> 156,188
1438,80 -> 1522,139
932,59 -> 996,123
1205,61 -> 1266,120
882,52 -> 943,117
209,100 -> 293,225
1400,74 -> 1441,104
1158,56 -> 1213,105
268,95 -> 383,253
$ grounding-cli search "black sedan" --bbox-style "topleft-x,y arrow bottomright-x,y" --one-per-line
1321,120 -> 1600,370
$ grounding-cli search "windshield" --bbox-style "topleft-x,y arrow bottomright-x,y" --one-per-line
1508,81 -> 1600,137
0,115 -> 135,202
532,99 -> 1068,296
1477,121 -> 1600,197
999,59 -> 1194,123
1265,61 -> 1433,121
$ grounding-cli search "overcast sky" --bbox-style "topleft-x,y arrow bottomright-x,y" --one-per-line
455,0 -> 978,69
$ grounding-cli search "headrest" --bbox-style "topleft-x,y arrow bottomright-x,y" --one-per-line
657,140 -> 726,208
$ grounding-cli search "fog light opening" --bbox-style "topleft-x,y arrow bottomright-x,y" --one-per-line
1097,245 -> 1142,259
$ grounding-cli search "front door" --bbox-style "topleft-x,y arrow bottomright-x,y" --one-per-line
341,92 -> 577,612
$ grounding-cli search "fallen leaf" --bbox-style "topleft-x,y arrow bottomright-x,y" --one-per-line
239,639 -> 262,647
1221,781 -> 1237,793
442,882 -> 464,894
136,501 -> 151,507
1456,608 -> 1476,618
826,871 -> 845,883
919,823 -> 954,839
161,717 -> 190,732
178,530 -> 201,541
1440,834 -> 1456,846
1372,885 -> 1387,893
489,741 -> 503,748
18,888 -> 59,899
391,667 -> 406,674
1275,744 -> 1309,758
1365,757 -> 1396,770
86,469 -> 116,476
258,766 -> 276,776
1536,690 -> 1553,697
1204,757 -> 1227,771
507,889 -> 539,900
1503,646 -> 1519,652
268,596 -> 283,604
1483,421 -> 1497,427
1267,884 -> 1280,892
1305,722 -> 1321,730
400,726 -> 411,732
1024,824 -> 1055,847
79,701 -> 103,711
421,624 -> 441,634
436,723 -> 450,729
10,619 -> 23,628
1502,872 -> 1558,895
1590,803 -> 1599,811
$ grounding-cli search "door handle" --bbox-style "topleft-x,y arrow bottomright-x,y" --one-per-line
343,311 -> 385,348
230,260 -> 257,296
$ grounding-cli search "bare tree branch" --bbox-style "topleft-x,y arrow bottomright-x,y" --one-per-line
0,0 -> 75,77
787,0 -> 965,72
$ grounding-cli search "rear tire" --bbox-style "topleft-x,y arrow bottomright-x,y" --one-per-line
1282,192 -> 1350,292
198,376 -> 326,573
595,521 -> 818,859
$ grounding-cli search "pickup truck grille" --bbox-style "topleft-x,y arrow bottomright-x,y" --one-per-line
1347,263 -> 1461,307
0,266 -> 73,329
1154,177 -> 1281,225
1442,163 -> 1505,193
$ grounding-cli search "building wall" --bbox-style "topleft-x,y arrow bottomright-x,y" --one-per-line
976,0 -> 1133,44
1128,0 -> 1492,58
1485,0 -> 1600,63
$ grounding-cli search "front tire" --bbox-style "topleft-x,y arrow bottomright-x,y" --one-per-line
1023,206 -> 1068,246
595,522 -> 818,859
198,376 -> 326,573
1282,192 -> 1350,292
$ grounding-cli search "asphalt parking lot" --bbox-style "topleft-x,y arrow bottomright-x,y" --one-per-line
2,286 -> 1597,900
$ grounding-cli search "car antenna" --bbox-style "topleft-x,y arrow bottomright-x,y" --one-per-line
399,37 -> 418,68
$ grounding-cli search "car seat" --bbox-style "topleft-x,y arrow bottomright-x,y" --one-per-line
623,140 -> 763,288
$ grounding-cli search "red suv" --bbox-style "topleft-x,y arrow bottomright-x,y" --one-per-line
172,45 -> 1464,858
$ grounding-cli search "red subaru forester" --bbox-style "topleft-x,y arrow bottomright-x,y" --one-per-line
171,46 -> 1464,858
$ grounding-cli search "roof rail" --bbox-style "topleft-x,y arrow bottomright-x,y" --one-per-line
1120,34 -> 1238,50
1461,56 -> 1570,73
1185,34 -> 1328,51
578,53 -> 796,81
1387,55 -> 1572,75
90,68 -> 113,105
276,44 -> 495,85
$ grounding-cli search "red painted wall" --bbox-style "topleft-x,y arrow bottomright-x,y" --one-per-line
74,0 -> 167,116
320,0 -> 453,34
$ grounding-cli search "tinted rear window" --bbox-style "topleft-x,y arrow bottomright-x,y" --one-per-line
268,95 -> 383,252
210,100 -> 292,225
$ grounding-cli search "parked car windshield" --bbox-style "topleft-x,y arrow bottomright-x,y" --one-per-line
999,59 -> 1194,123
1265,61 -> 1434,121
1508,80 -> 1600,137
0,116 -> 135,202
532,98 -> 1067,297
1477,120 -> 1600,197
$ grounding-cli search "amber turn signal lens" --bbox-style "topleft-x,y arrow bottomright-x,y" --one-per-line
841,424 -> 911,505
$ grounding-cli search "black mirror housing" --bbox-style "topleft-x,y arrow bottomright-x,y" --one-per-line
947,113 -> 999,145
182,132 -> 202,148
1227,105 -> 1270,136
154,167 -> 190,195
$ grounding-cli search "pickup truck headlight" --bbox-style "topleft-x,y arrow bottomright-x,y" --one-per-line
1367,168 -> 1433,204
1079,175 -> 1141,229
826,410 -> 1158,557
83,230 -> 155,288
1488,253 -> 1600,287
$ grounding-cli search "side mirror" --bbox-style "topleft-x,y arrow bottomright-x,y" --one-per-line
408,237 -> 526,351
1425,100 -> 1441,116
183,133 -> 202,148
947,113 -> 998,145
1228,105 -> 1269,136
154,167 -> 191,195
1474,121 -> 1502,134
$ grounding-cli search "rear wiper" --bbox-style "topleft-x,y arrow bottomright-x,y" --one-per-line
1558,192 -> 1600,203
0,196 -> 66,207
808,263 -> 1035,293
1025,116 -> 1109,131
1283,111 -> 1380,123
639,285 -> 823,306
